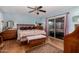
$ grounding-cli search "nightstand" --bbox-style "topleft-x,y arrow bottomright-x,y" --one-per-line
0,35 -> 4,50
1,29 -> 17,40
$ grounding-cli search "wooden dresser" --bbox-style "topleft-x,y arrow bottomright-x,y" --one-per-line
0,29 -> 17,41
64,27 -> 79,53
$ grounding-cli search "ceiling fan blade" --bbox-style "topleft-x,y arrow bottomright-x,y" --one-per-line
27,6 -> 35,9
39,10 -> 46,13
37,6 -> 42,10
29,9 -> 36,13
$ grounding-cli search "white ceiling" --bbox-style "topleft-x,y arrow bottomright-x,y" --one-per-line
0,6 -> 76,18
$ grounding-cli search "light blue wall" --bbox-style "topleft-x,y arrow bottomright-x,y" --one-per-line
3,13 -> 37,28
68,7 -> 79,33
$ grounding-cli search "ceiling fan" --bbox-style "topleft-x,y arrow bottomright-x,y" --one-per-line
27,6 -> 46,15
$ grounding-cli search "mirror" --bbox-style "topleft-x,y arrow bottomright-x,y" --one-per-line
7,20 -> 14,29
73,16 -> 79,22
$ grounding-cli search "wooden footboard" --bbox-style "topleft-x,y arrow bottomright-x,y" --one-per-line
28,38 -> 46,47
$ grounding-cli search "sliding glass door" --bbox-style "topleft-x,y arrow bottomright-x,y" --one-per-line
48,19 -> 55,37
55,17 -> 64,39
48,16 -> 65,39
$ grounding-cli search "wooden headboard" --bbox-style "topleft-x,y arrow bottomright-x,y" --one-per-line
17,24 -> 36,30
17,24 -> 44,30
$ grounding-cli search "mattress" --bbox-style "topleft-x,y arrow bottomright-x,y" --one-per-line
17,29 -> 46,40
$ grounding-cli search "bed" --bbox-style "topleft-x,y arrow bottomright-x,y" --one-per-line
17,24 -> 47,46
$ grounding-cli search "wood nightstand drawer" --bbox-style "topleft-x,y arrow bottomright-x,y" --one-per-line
0,35 -> 4,50
1,29 -> 17,40
0,36 -> 3,44
2,30 -> 16,34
